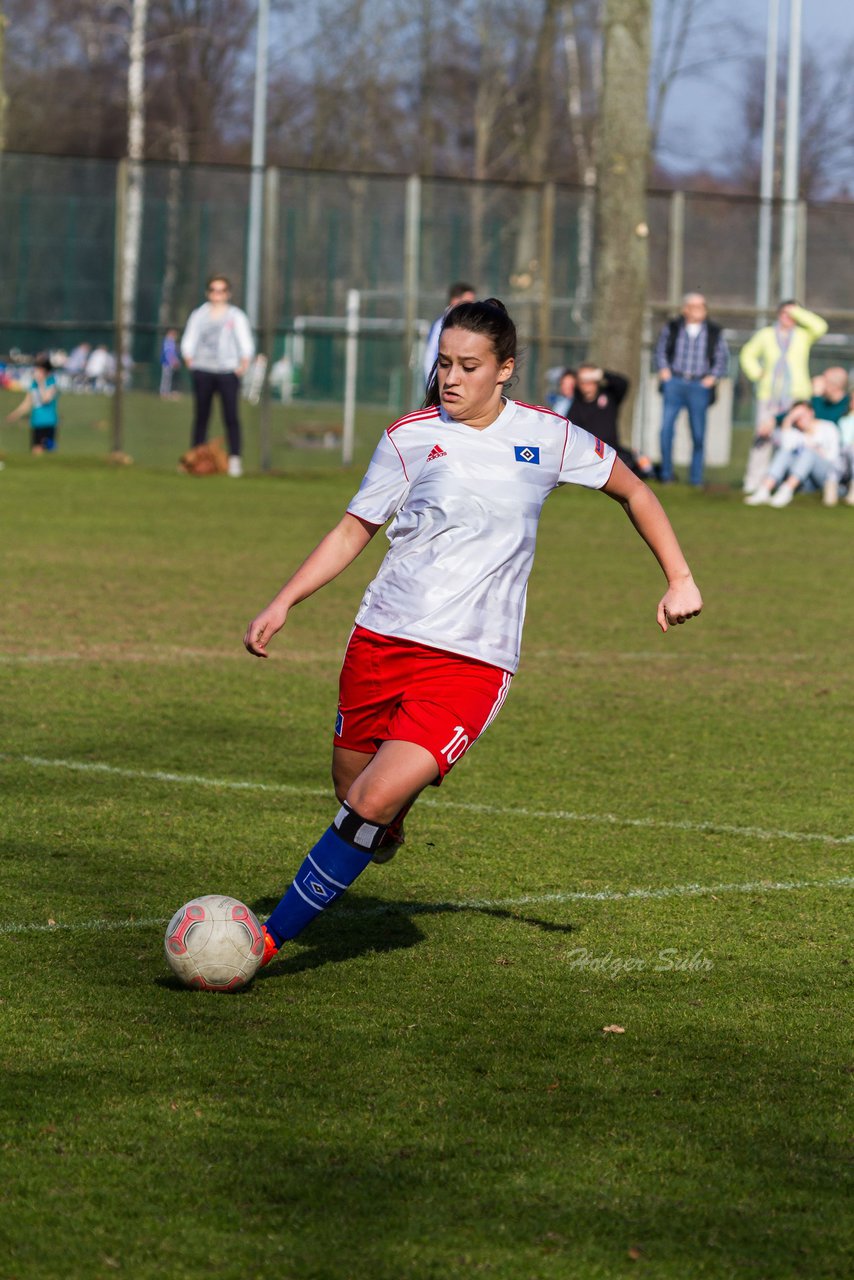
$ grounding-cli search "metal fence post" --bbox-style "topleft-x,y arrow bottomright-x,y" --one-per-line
111,157 -> 128,457
342,288 -> 360,466
633,306 -> 655,461
402,174 -> 421,411
796,198 -> 808,302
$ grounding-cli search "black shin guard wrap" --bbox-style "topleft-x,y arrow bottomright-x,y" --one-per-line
332,802 -> 388,853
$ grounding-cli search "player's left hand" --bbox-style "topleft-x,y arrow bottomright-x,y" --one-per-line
244,599 -> 289,657
657,577 -> 703,633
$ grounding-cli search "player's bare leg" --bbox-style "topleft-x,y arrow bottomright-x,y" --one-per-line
332,746 -> 373,801
333,743 -> 422,864
261,741 -> 438,964
345,739 -> 438,825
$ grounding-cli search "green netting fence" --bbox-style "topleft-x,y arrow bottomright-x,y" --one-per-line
1,151 -> 853,470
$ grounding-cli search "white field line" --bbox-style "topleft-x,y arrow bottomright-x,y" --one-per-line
0,754 -> 329,801
2,753 -> 854,849
1,876 -> 852,939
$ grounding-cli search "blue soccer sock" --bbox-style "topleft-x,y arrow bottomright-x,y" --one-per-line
264,803 -> 387,947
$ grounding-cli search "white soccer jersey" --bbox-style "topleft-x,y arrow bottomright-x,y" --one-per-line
346,398 -> 616,673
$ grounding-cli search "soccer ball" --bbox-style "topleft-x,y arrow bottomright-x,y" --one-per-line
164,895 -> 265,992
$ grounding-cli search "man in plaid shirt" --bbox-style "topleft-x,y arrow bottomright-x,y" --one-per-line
655,292 -> 729,485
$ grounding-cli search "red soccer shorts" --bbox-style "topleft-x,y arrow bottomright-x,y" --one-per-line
334,626 -> 513,780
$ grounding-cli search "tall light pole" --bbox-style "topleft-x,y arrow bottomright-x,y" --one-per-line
779,0 -> 802,299
245,0 -> 269,330
755,0 -> 779,322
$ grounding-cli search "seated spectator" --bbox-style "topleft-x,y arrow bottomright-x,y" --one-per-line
568,363 -> 652,476
64,342 -> 91,390
811,367 -> 850,425
835,394 -> 854,507
744,401 -> 840,508
547,368 -> 576,418
85,345 -> 113,393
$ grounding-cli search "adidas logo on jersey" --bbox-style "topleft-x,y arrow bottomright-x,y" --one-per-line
427,444 -> 447,462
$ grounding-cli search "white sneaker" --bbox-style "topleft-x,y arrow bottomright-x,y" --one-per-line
227,455 -> 243,478
770,485 -> 794,508
744,487 -> 772,505
822,477 -> 839,507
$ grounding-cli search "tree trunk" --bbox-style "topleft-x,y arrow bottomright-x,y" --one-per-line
157,127 -> 189,335
470,4 -> 505,285
590,0 -> 651,434
562,1 -> 600,327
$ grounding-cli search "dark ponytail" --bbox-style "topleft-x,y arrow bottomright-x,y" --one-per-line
423,298 -> 517,407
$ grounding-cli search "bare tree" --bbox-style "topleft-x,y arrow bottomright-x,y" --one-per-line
120,0 -> 147,361
3,0 -> 127,155
146,0 -> 255,163
649,0 -> 755,172
736,43 -> 854,199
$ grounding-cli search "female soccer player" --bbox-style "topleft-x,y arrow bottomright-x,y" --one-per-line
244,300 -> 702,966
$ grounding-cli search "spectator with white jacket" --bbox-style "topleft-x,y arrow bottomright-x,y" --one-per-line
835,394 -> 854,507
744,401 -> 840,508
181,276 -> 255,478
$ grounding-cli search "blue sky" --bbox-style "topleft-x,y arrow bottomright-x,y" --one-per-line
655,0 -> 854,178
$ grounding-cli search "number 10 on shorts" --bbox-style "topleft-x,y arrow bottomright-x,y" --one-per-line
442,725 -> 470,765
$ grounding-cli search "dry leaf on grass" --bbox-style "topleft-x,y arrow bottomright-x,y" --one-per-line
602,1024 -> 625,1034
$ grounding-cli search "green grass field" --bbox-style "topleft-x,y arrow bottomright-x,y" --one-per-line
1,429 -> 851,1279
0,386 -> 390,475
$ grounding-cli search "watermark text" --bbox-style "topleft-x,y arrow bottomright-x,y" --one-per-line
566,947 -> 713,978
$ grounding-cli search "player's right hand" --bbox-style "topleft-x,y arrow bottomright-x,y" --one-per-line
657,577 -> 703,633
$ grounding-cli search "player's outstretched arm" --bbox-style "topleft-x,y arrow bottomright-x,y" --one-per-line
244,513 -> 380,657
602,458 -> 703,633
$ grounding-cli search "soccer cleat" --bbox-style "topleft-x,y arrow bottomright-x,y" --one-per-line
770,485 -> 794,508
744,487 -> 772,505
259,924 -> 279,967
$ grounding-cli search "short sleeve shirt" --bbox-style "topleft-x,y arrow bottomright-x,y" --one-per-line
346,398 -> 615,672
30,375 -> 58,428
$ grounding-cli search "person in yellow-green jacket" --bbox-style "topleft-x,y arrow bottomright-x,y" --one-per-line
740,300 -> 828,493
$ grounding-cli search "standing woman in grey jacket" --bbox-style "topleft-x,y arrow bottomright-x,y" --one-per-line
181,276 -> 255,477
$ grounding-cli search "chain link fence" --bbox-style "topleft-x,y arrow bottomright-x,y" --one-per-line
2,151 -> 853,470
